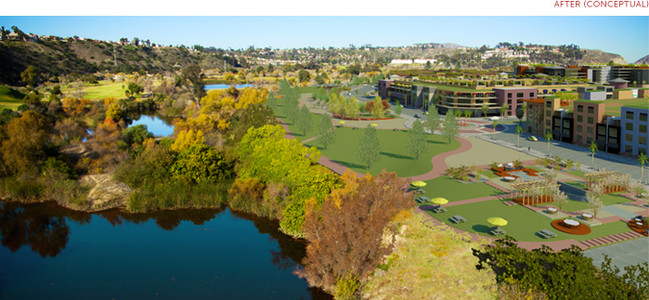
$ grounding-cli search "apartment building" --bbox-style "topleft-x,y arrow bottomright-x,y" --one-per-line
621,106 -> 649,155
573,100 -> 606,146
493,87 -> 538,116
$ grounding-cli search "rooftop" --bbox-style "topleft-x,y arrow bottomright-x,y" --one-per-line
623,104 -> 649,111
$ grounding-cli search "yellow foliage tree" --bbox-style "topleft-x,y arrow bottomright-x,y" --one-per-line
171,129 -> 205,152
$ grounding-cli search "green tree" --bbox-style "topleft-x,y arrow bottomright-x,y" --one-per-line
522,102 -> 528,122
298,70 -> 311,83
20,65 -> 38,87
318,114 -> 335,150
296,105 -> 313,135
393,101 -> 403,116
407,120 -> 427,159
171,144 -> 233,184
589,141 -> 598,166
545,131 -> 553,156
516,125 -> 522,147
357,125 -> 380,170
638,153 -> 648,184
122,124 -> 154,153
491,119 -> 499,140
500,103 -> 509,117
424,106 -> 441,134
481,103 -> 489,117
442,110 -> 459,144
516,109 -> 524,126
368,96 -> 385,118
182,65 -> 206,106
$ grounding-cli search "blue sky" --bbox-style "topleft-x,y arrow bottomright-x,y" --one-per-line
1,16 -> 647,62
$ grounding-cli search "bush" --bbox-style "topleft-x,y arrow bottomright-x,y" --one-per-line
114,144 -> 176,189
0,176 -> 44,200
127,180 -> 229,213
171,144 -> 233,184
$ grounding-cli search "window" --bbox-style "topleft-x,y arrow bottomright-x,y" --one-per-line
577,125 -> 583,133
640,148 -> 647,155
508,93 -> 512,98
626,123 -> 634,131
530,92 -> 535,97
563,129 -> 571,135
587,117 -> 594,124
597,135 -> 606,142
639,136 -> 647,146
576,135 -> 582,143
586,137 -> 592,144
625,134 -> 634,142
640,125 -> 647,133
587,106 -> 594,114
517,92 -> 524,98
577,115 -> 583,122
641,113 -> 648,122
609,129 -> 617,138
625,145 -> 633,153
626,111 -> 634,120
587,127 -> 593,134
577,105 -> 584,112
546,102 -> 552,108
546,120 -> 551,126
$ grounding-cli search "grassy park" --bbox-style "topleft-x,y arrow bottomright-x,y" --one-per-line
424,199 -> 632,242
419,176 -> 505,201
306,127 -> 461,177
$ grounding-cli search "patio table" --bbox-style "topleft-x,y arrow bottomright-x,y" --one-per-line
563,219 -> 580,228
547,207 -> 557,214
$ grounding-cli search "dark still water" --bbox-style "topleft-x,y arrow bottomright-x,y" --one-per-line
0,201 -> 330,299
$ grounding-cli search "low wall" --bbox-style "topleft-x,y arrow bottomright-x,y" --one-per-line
558,181 -> 588,202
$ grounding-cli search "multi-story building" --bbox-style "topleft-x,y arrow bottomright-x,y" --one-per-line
595,116 -> 622,154
573,100 -> 606,146
610,66 -> 649,85
585,66 -> 611,84
493,88 -> 538,116
621,106 -> 649,155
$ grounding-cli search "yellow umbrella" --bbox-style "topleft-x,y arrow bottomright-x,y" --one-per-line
370,123 -> 378,127
339,121 -> 346,124
411,181 -> 427,188
487,217 -> 508,227
430,197 -> 448,205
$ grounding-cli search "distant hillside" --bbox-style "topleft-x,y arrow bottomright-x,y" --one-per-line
580,49 -> 627,65
634,55 -> 649,65
0,39 -> 231,86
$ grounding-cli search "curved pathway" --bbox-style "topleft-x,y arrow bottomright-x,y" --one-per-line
406,137 -> 472,182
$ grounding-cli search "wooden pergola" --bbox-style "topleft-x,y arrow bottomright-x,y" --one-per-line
585,170 -> 630,193
511,179 -> 559,205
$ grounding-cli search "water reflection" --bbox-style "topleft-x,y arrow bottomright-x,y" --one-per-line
0,201 -> 89,257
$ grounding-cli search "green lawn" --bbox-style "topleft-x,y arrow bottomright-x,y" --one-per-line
426,199 -> 633,242
566,169 -> 586,179
80,80 -> 131,100
305,127 -> 461,177
0,85 -> 25,110
418,176 -> 505,202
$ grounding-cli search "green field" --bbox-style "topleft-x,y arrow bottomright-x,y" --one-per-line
0,85 -> 25,110
305,127 -> 461,177
603,98 -> 649,117
418,176 -> 505,202
534,191 -> 632,212
426,199 -> 633,242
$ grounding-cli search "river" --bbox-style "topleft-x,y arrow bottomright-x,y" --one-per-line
0,201 -> 330,299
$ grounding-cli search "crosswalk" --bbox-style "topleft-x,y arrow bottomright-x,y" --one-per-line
578,231 -> 645,249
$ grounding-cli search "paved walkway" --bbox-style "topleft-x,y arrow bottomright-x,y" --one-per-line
406,137 -> 473,181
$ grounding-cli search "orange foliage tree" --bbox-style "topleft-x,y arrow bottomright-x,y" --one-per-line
299,170 -> 413,294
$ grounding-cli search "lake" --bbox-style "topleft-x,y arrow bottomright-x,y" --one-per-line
205,84 -> 254,90
129,115 -> 175,137
0,201 -> 330,299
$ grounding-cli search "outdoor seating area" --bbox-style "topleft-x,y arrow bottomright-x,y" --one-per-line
538,229 -> 557,239
551,219 -> 591,235
490,161 -> 540,179
547,207 -> 558,214
450,215 -> 466,224
627,216 -> 648,236
415,196 -> 430,204
581,213 -> 593,220
433,206 -> 448,213
490,227 -> 507,236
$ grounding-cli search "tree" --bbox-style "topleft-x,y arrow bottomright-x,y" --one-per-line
182,65 -> 206,106
367,96 -> 385,118
20,65 -> 38,87
298,70 -> 311,83
425,60 -> 433,70
393,101 -> 403,116
638,153 -> 648,184
516,109 -> 524,126
299,170 -> 413,294
424,106 -> 441,134
500,103 -> 509,117
296,105 -> 313,135
357,125 -> 380,170
442,110 -> 459,144
521,102 -> 528,122
516,125 -> 522,147
546,131 -> 554,156
589,141 -> 598,167
171,144 -> 232,184
491,119 -> 498,140
318,114 -> 335,150
481,103 -> 489,117
1,111 -> 51,175
555,190 -> 568,211
407,120 -> 427,159
587,183 -> 604,217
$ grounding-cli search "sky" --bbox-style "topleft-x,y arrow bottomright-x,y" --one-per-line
1,16 -> 647,63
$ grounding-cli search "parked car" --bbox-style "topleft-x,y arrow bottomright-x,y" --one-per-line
527,136 -> 538,142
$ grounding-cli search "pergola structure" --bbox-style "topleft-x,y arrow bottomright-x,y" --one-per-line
511,179 -> 559,205
585,170 -> 630,193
